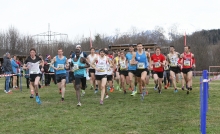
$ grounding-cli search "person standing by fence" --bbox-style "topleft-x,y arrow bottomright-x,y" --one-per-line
3,52 -> 13,94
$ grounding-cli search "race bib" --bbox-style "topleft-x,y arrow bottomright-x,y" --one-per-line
137,62 -> 145,69
30,70 -> 39,74
57,64 -> 64,70
184,60 -> 190,66
155,62 -> 161,68
97,65 -> 105,72
170,62 -> 177,67
72,64 -> 79,71
120,64 -> 126,70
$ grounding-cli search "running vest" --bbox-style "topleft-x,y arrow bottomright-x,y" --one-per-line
72,57 -> 86,77
25,56 -> 42,74
119,57 -> 127,70
54,56 -> 67,74
168,53 -> 179,67
135,51 -> 148,69
49,63 -> 55,72
126,52 -> 136,70
88,54 -> 97,69
182,52 -> 193,69
95,56 -> 107,75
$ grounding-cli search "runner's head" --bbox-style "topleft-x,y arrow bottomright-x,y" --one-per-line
117,51 -> 120,57
137,42 -> 143,51
90,47 -> 95,54
129,44 -> 134,52
184,46 -> 190,53
75,49 -> 80,58
155,47 -> 161,55
29,48 -> 36,58
169,45 -> 175,52
57,48 -> 63,56
120,50 -> 125,58
99,49 -> 105,57
76,45 -> 81,51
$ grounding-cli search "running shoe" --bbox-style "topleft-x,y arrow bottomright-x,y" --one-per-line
100,100 -> 103,105
35,96 -> 41,104
164,85 -> 167,89
130,91 -> 136,96
116,86 -> 119,90
118,87 -> 122,92
107,86 -> 110,91
154,84 -> 158,90
30,94 -> 34,98
187,90 -> 190,94
94,89 -> 98,94
158,89 -> 162,94
77,102 -> 81,106
110,87 -> 114,92
81,90 -> 85,96
182,86 -> 185,90
174,89 -> 178,93
105,95 -> 109,99
141,92 -> 146,100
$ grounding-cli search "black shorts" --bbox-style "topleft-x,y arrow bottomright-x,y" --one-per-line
136,69 -> 149,77
107,75 -> 113,81
152,71 -> 163,78
182,68 -> 192,74
119,71 -> 128,76
89,69 -> 95,77
128,70 -> 136,76
29,74 -> 42,82
56,73 -> 66,83
170,67 -> 181,74
75,76 -> 86,89
95,74 -> 107,80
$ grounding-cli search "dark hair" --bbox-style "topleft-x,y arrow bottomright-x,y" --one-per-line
58,48 -> 63,51
129,44 -> 134,48
30,48 -> 36,52
90,47 -> 95,50
155,46 -> 161,51
170,45 -> 174,48
137,42 -> 142,46
185,46 -> 190,49
99,49 -> 105,53
104,50 -> 108,55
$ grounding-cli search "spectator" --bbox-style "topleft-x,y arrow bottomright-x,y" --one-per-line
3,52 -> 13,93
44,54 -> 51,86
11,55 -> 19,89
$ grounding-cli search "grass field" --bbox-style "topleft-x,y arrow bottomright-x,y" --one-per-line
0,76 -> 219,134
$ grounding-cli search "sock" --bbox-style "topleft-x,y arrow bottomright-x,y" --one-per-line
61,98 -> 64,101
96,85 -> 98,89
36,93 -> 38,96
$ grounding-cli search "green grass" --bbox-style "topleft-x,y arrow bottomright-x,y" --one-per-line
0,77 -> 219,134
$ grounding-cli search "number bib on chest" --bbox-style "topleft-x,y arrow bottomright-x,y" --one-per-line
120,64 -> 126,70
72,64 -> 79,71
170,62 -> 177,67
155,62 -> 161,68
97,65 -> 105,72
30,70 -> 39,74
57,64 -> 64,70
137,62 -> 145,69
184,60 -> 190,66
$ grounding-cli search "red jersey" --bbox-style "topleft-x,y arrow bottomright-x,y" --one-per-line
151,54 -> 165,72
182,52 -> 194,69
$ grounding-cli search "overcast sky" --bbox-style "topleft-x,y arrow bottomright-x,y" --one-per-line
0,0 -> 220,40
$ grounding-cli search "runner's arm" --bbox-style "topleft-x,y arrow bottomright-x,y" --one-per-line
90,57 -> 97,70
79,57 -> 90,68
65,59 -> 69,69
50,57 -> 57,70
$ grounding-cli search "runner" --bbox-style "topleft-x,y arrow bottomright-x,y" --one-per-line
50,48 -> 69,101
167,46 -> 181,92
163,57 -> 171,89
126,44 -> 137,96
23,48 -> 44,104
71,49 -> 90,106
118,50 -> 129,94
179,46 -> 195,94
91,49 -> 112,105
87,47 -> 98,91
150,47 -> 166,94
72,45 -> 88,96
113,51 -> 121,91
106,50 -> 114,96
132,43 -> 151,99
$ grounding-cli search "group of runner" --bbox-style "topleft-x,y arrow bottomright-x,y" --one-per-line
22,43 -> 195,106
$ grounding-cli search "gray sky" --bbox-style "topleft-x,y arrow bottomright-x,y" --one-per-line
0,0 -> 220,40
